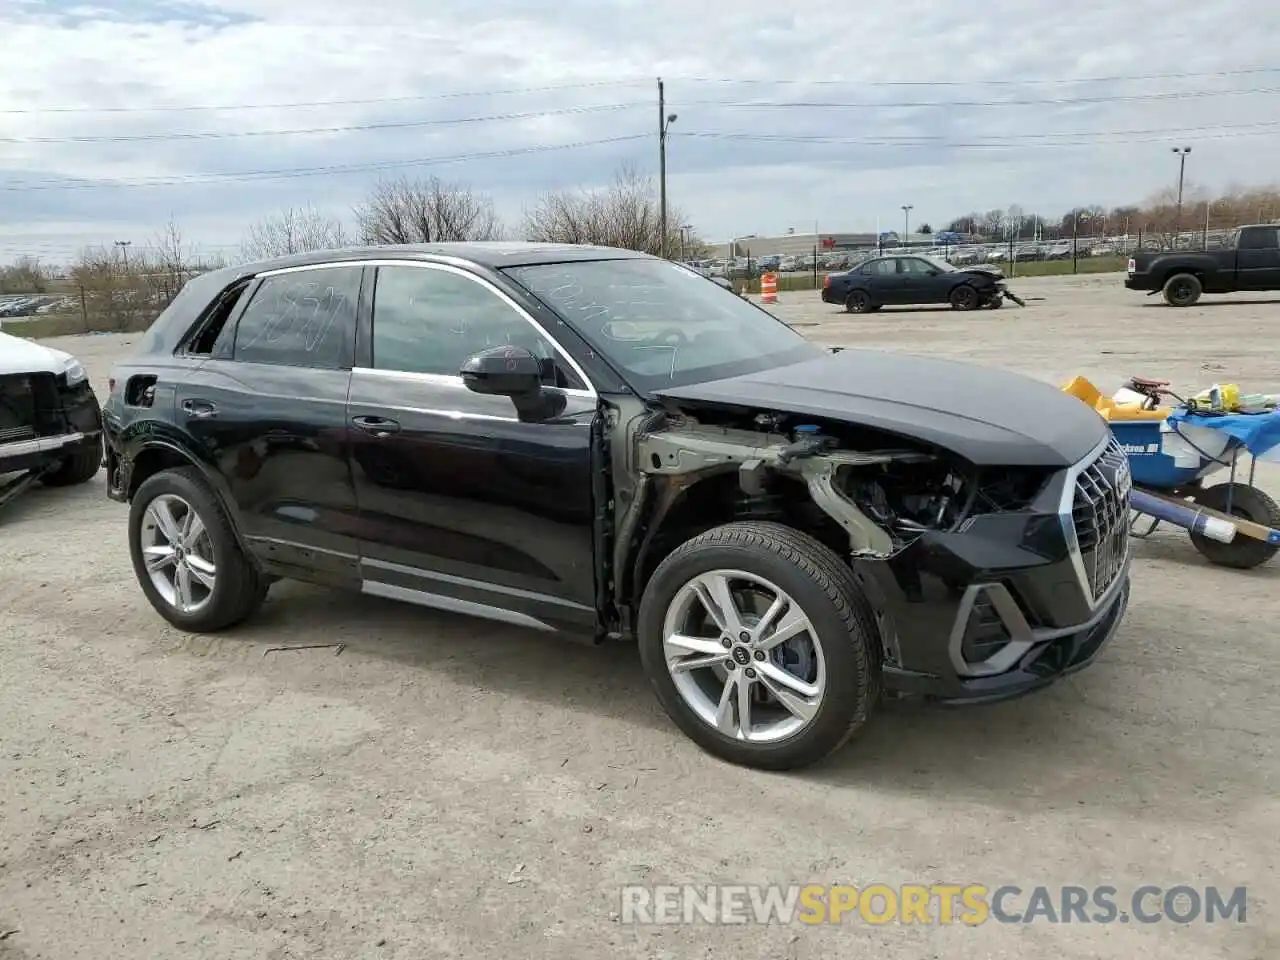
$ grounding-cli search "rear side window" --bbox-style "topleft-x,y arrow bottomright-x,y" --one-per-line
232,266 -> 362,369
860,259 -> 895,276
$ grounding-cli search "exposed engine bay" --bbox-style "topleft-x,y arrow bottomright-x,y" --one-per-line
636,404 -> 1052,557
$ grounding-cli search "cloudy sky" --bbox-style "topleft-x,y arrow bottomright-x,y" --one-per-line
2,0 -> 1279,263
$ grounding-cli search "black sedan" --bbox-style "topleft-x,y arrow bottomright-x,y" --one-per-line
821,254 -> 1016,313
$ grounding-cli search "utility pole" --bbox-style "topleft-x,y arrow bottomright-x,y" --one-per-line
114,239 -> 132,271
658,79 -> 678,260
1172,146 -> 1191,238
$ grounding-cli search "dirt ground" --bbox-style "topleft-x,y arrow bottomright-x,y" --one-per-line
2,272 -> 1277,959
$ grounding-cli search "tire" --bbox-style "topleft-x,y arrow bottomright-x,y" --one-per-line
41,433 -> 102,487
636,521 -> 881,771
1189,482 -> 1280,569
844,290 -> 873,314
1161,272 -> 1202,307
949,284 -> 980,310
129,466 -> 269,631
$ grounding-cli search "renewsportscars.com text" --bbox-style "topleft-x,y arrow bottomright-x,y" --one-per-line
619,883 -> 1247,925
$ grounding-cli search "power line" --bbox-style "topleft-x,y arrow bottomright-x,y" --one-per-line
0,79 -> 652,114
6,67 -> 1280,115
0,135 -> 648,190
677,118 -> 1280,145
679,66 -> 1280,86
0,102 -> 649,144
11,85 -> 1280,146
679,86 -> 1280,109
678,128 -> 1280,148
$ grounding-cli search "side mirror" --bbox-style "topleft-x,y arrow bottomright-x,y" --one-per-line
460,346 -> 543,397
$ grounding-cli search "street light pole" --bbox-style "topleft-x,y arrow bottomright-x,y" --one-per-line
658,79 -> 678,260
1172,146 -> 1191,238
901,204 -> 912,248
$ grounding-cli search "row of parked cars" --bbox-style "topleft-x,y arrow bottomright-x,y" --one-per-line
0,294 -> 76,319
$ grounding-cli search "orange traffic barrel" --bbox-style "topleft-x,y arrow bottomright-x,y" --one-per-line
761,272 -> 778,304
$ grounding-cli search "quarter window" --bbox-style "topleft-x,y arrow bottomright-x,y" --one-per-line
859,259 -> 895,276
232,266 -> 361,369
370,265 -> 582,388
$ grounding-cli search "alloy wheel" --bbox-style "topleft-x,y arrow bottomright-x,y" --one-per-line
139,493 -> 217,614
661,569 -> 826,742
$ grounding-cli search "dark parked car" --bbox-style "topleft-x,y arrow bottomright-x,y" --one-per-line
822,254 -> 1013,313
1125,224 -> 1280,306
101,243 -> 1131,770
1,330 -> 103,508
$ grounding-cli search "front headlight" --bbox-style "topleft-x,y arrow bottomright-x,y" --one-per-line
58,356 -> 88,386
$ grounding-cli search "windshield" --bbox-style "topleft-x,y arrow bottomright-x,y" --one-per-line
503,258 -> 823,391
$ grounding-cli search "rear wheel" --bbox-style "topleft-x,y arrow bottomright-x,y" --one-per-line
844,289 -> 873,313
949,284 -> 980,310
637,521 -> 880,770
1162,272 -> 1202,307
1189,482 -> 1280,569
129,467 -> 269,631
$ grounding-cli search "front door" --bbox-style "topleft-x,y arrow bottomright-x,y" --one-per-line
346,261 -> 600,634
1236,226 -> 1280,290
175,264 -> 364,581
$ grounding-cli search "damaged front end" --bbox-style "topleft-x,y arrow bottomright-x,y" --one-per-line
616,402 -> 1124,702
629,406 -> 1051,564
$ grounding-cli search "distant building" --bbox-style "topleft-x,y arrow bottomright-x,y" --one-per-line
707,231 -> 916,258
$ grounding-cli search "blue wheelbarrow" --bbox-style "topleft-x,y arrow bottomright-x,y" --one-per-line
1065,375 -> 1280,569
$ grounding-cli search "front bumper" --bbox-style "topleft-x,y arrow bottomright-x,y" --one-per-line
0,431 -> 98,476
854,437 -> 1132,703
875,567 -> 1129,704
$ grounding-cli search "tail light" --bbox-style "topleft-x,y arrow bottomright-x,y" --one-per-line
1126,258 -> 1136,273
822,274 -> 831,288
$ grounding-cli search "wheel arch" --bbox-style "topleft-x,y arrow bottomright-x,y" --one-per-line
127,441 -> 253,555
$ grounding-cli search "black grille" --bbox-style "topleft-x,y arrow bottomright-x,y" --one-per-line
1071,437 -> 1132,600
0,375 -> 38,445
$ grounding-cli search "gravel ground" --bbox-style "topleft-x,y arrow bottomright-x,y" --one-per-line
2,272 -> 1277,959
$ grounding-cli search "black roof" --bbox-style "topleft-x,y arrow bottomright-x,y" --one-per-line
220,241 -> 651,281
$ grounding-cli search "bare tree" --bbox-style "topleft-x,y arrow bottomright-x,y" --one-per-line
520,165 -> 697,256
355,176 -> 504,244
240,204 -> 349,260
0,255 -> 47,293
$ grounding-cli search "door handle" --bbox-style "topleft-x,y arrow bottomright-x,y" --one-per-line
351,415 -> 400,437
181,399 -> 217,418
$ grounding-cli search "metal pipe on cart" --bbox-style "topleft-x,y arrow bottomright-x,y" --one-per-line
1129,489 -> 1236,543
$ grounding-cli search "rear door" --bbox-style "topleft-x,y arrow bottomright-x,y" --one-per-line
857,257 -> 901,303
175,263 -> 364,580
1235,226 -> 1280,290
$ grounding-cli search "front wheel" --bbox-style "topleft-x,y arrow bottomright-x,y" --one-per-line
636,521 -> 881,770
129,467 -> 269,631
1189,482 -> 1280,569
41,434 -> 102,487
949,284 -> 980,310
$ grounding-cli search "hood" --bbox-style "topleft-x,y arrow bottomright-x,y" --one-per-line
961,264 -> 1005,279
0,330 -> 76,376
654,349 -> 1108,467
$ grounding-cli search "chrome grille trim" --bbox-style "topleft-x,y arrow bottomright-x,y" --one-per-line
1058,434 -> 1133,608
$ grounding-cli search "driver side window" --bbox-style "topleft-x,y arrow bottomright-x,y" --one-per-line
370,265 -> 582,387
